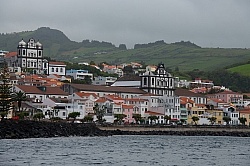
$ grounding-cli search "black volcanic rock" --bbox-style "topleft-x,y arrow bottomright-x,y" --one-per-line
0,120 -> 109,139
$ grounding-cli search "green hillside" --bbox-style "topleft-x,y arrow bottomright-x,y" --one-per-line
227,64 -> 250,76
1,27 -> 250,72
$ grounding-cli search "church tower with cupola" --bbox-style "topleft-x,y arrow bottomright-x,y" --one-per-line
17,38 -> 44,74
140,63 -> 175,96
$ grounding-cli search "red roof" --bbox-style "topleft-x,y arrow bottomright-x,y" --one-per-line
95,97 -> 108,103
49,61 -> 66,65
124,98 -> 148,102
180,97 -> 195,104
145,111 -> 164,115
75,92 -> 98,98
122,104 -> 134,109
105,94 -> 124,100
4,52 -> 17,58
16,85 -> 68,95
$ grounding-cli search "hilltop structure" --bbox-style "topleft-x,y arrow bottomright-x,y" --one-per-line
4,38 -> 66,76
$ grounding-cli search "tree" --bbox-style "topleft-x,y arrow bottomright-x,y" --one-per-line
93,104 -> 106,123
207,117 -> 217,125
148,115 -> 159,125
0,61 -> 12,119
12,91 -> 27,114
238,117 -> 247,125
118,44 -> 127,50
68,112 -> 80,123
223,116 -> 231,125
180,119 -> 186,125
33,113 -> 45,121
191,116 -> 199,125
82,115 -> 93,123
132,114 -> 142,124
123,65 -> 134,75
164,115 -> 171,124
0,111 -> 7,121
90,61 -> 95,65
114,114 -> 126,124
17,112 -> 29,120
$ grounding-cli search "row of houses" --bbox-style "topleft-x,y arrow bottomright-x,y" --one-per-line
1,38 -> 250,125
8,73 -> 250,126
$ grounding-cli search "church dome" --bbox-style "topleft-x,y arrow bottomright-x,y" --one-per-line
18,39 -> 26,46
36,41 -> 42,47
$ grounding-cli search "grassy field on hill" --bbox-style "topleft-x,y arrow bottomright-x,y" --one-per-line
227,64 -> 250,76
1,27 -> 250,72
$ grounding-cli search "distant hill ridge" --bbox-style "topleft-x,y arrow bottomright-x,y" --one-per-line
1,27 -> 250,72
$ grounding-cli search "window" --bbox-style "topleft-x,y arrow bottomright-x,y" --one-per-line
56,68 -> 58,72
60,68 -> 63,72
52,68 -> 54,72
63,112 -> 66,116
144,78 -> 147,85
23,50 -> 25,55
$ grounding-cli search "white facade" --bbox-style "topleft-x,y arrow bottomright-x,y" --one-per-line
42,98 -> 85,120
223,107 -> 239,125
92,76 -> 117,85
17,39 -> 44,74
47,62 -> 66,76
66,69 -> 93,80
13,85 -> 68,103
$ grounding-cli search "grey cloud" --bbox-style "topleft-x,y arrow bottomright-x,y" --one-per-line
1,0 -> 250,48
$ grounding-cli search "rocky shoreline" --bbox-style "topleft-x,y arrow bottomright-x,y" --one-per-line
0,120 -> 108,139
1,120 -> 250,139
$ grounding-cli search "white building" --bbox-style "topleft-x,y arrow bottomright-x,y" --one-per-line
92,76 -> 117,86
223,106 -> 239,125
140,63 -> 180,120
42,98 -> 85,120
66,69 -> 93,80
13,85 -> 68,103
44,61 -> 66,76
17,38 -> 44,74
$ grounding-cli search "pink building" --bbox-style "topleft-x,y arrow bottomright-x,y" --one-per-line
122,104 -> 134,123
207,91 -> 243,103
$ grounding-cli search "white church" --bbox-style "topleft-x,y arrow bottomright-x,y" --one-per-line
5,38 -> 66,76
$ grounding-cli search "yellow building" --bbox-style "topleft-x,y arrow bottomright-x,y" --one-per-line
187,104 -> 206,125
239,109 -> 250,126
206,109 -> 224,125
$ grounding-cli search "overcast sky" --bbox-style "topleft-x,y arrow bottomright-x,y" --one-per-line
1,0 -> 250,48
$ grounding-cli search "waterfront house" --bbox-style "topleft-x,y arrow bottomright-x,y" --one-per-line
238,109 -> 250,126
42,97 -> 85,120
13,85 -> 68,103
222,106 -> 239,125
207,91 -> 243,104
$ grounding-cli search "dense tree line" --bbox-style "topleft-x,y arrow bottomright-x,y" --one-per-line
65,62 -> 118,78
186,69 -> 250,93
134,40 -> 166,49
172,41 -> 201,48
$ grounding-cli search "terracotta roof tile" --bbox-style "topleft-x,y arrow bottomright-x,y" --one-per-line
145,111 -> 164,115
175,88 -> 207,97
49,61 -> 66,65
67,84 -> 147,94
4,52 -> 17,58
122,104 -> 134,109
16,85 -> 68,95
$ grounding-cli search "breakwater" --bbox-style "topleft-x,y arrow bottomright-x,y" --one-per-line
0,120 -> 108,139
99,125 -> 250,137
1,120 -> 250,139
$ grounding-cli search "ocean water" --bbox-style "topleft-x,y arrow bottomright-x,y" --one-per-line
0,135 -> 249,166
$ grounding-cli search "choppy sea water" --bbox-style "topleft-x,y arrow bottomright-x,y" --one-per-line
0,135 -> 249,166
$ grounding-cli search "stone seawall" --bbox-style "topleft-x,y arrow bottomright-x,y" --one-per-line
99,126 -> 250,137
0,120 -> 108,139
1,120 -> 250,139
